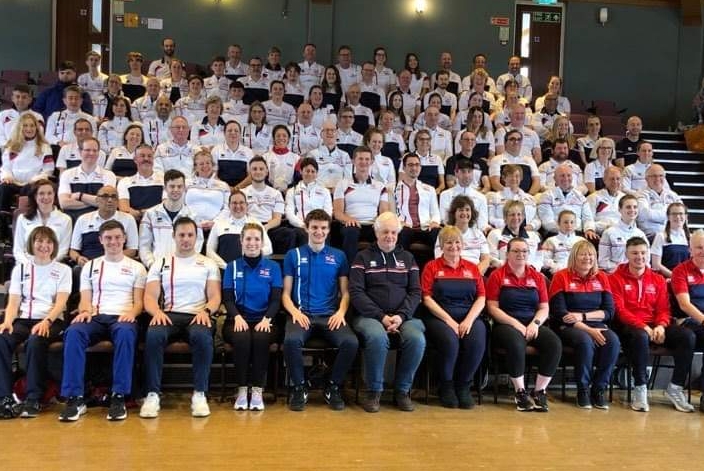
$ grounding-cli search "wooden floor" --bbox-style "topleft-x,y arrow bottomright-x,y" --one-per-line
2,389 -> 702,471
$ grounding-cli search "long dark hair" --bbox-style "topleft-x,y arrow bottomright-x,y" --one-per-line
665,202 -> 690,244
25,179 -> 57,220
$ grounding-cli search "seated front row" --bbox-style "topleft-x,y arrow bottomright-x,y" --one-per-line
1,219 -> 702,420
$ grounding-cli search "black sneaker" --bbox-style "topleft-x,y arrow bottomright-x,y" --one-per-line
0,396 -> 16,420
591,387 -> 609,410
514,389 -> 534,412
438,381 -> 459,408
362,391 -> 381,413
19,399 -> 41,418
58,396 -> 87,422
324,382 -> 345,411
455,383 -> 475,410
531,389 -> 549,412
393,390 -> 415,412
107,394 -> 127,421
577,389 -> 592,409
288,385 -> 308,412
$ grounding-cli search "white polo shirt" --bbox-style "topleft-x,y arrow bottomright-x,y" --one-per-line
80,256 -> 147,316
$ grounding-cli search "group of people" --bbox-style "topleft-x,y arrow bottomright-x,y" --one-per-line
0,39 -> 701,422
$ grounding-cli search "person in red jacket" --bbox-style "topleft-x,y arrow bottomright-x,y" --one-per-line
610,236 -> 695,413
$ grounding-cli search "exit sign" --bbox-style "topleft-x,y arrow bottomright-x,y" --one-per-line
533,11 -> 561,23
534,0 -> 557,4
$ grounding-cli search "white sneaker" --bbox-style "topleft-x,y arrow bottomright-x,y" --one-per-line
249,387 -> 265,411
191,392 -> 210,417
664,383 -> 695,413
631,385 -> 650,412
140,392 -> 160,418
234,387 -> 248,411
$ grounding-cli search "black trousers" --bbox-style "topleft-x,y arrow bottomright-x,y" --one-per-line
491,323 -> 562,378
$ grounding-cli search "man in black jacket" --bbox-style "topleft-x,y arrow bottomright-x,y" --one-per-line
349,212 -> 425,412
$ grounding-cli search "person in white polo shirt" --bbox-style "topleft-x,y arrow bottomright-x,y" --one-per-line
140,217 -> 221,418
333,145 -> 390,264
58,220 -> 146,422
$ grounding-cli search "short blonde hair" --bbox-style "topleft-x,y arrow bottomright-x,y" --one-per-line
567,240 -> 598,277
438,225 -> 462,247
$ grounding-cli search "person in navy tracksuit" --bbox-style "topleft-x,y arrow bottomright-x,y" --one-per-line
222,222 -> 282,411
421,225 -> 487,409
486,237 -> 562,412
549,239 -> 619,410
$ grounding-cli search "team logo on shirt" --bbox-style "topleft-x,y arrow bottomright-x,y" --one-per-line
370,261 -> 377,268
196,259 -> 205,267
236,271 -> 244,279
438,270 -> 445,277
462,270 -> 473,279
592,281 -> 603,290
688,275 -> 696,283
49,269 -> 61,280
569,282 -> 577,290
259,268 -> 270,278
324,254 -> 337,264
525,278 -> 537,288
120,267 -> 133,276
396,260 -> 406,269
645,285 -> 657,295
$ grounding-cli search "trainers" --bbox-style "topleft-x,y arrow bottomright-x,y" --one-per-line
249,387 -> 265,411
394,390 -> 415,412
514,389 -> 534,412
455,384 -> 475,410
324,382 -> 345,411
591,387 -> 609,410
191,392 -> 210,417
289,385 -> 308,412
20,399 -> 41,418
234,387 -> 248,411
139,392 -> 161,418
577,388 -> 592,409
631,385 -> 650,412
0,396 -> 16,419
58,396 -> 87,422
438,381 -> 459,409
107,394 -> 127,421
664,383 -> 694,413
531,389 -> 549,412
362,390 -> 381,413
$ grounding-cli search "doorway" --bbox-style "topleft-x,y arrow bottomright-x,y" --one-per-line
513,2 -> 564,102
55,0 -> 112,73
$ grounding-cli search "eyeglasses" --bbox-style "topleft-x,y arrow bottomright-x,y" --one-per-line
507,137 -> 523,142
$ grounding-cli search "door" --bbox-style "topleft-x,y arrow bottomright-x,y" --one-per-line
55,0 -> 111,73
513,3 -> 563,101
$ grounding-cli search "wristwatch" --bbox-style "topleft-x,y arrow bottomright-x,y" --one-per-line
533,319 -> 541,326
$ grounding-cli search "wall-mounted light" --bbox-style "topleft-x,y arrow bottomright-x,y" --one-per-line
415,0 -> 426,14
599,7 -> 608,26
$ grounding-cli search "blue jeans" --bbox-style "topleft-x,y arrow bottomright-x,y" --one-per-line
350,316 -> 425,393
61,315 -> 138,397
283,316 -> 359,386
143,312 -> 215,393
559,327 -> 620,390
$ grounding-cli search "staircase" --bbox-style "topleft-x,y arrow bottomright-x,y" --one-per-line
643,130 -> 704,230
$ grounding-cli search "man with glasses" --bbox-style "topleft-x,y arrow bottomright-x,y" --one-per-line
335,45 -> 361,93
335,106 -> 363,156
153,116 -> 201,178
494,104 -> 541,164
636,164 -> 682,241
489,129 -> 540,195
237,57 -> 270,104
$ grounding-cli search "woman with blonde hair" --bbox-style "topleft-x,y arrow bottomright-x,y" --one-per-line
0,113 -> 54,212
549,239 -> 619,409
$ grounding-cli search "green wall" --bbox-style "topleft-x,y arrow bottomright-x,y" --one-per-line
1,0 -> 702,128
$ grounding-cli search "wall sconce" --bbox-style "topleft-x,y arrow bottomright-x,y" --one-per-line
599,7 -> 608,26
415,0 -> 426,14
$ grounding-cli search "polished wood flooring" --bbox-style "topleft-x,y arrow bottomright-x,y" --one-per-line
2,389 -> 702,471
